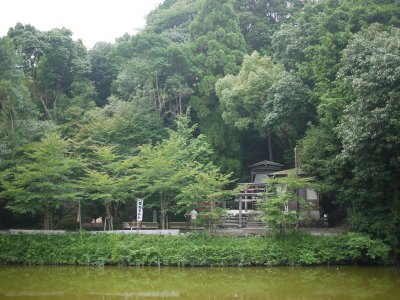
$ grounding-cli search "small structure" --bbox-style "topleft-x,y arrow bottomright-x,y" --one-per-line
228,161 -> 320,228
267,168 -> 320,220
232,160 -> 284,228
249,160 -> 284,183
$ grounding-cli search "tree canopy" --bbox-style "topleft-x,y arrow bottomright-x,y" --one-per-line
0,0 -> 399,255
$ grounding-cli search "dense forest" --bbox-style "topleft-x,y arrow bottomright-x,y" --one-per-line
0,0 -> 399,253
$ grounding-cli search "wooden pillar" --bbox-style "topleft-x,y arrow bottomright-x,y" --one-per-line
238,198 -> 242,228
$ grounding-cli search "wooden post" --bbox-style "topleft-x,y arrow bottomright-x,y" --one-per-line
239,197 -> 242,228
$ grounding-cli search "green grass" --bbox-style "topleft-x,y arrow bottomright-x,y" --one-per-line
0,231 -> 390,266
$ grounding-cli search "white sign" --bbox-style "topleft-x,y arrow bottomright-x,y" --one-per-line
137,198 -> 143,221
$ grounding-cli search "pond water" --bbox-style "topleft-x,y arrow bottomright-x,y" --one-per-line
0,266 -> 399,299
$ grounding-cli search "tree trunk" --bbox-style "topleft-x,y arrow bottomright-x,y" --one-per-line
78,200 -> 82,230
43,213 -> 49,230
160,193 -> 168,230
160,210 -> 166,230
267,130 -> 274,161
39,96 -> 52,120
43,204 -> 52,230
52,88 -> 60,122
106,204 -> 114,231
178,92 -> 182,115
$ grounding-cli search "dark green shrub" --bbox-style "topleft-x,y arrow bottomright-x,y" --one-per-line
0,232 -> 390,267
55,216 -> 79,230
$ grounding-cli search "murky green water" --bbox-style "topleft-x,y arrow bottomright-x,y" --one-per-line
0,266 -> 399,299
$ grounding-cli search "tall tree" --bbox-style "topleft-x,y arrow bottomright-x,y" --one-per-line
177,168 -> 234,231
300,24 -> 400,247
146,0 -> 199,34
234,0 -> 304,53
337,25 -> 400,248
130,115 -> 230,229
81,146 -> 131,230
271,0 -> 400,126
0,37 -> 32,154
0,37 -> 51,160
111,32 -> 194,118
74,97 -> 166,156
8,24 -> 95,122
89,42 -> 119,106
216,51 -> 310,162
189,0 -> 247,173
0,133 -> 82,230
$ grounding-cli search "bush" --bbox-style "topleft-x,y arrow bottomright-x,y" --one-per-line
55,216 -> 79,230
0,232 -> 390,267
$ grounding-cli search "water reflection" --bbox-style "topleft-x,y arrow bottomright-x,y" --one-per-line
0,266 -> 399,299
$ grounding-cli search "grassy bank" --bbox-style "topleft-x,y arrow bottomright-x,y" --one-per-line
0,232 -> 390,266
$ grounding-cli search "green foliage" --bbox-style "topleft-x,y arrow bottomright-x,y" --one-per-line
111,31 -> 194,118
261,192 -> 300,236
1,0 -> 399,260
7,24 -> 96,123
80,146 -> 133,229
299,126 -> 346,198
259,172 -> 319,237
189,0 -> 247,173
177,169 -> 235,230
146,0 -> 199,34
129,114 -> 232,229
271,0 -> 400,122
216,52 -> 282,130
0,232 -> 390,266
0,37 -> 50,159
266,0 -> 400,255
216,51 -> 310,153
74,97 -> 167,156
0,132 -> 82,229
89,42 -> 119,106
234,0 -> 304,53
336,24 -> 400,250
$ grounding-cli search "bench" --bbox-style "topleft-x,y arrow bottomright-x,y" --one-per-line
169,222 -> 189,229
122,222 -> 159,230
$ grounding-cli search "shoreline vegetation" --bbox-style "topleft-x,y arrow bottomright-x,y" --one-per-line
0,232 -> 391,267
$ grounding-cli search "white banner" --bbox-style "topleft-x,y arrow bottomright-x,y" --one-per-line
137,198 -> 143,222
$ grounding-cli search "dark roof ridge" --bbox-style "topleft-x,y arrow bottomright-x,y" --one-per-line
248,160 -> 284,168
